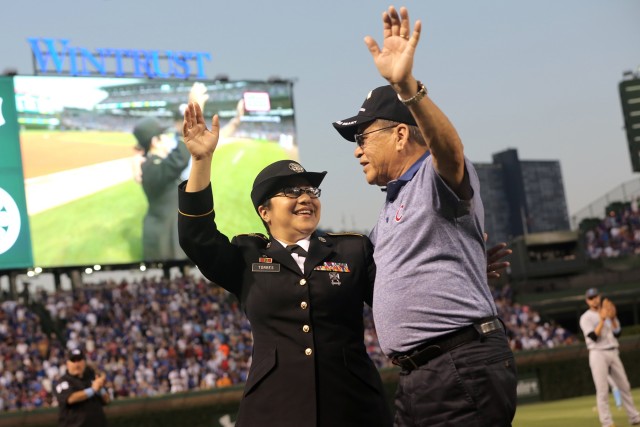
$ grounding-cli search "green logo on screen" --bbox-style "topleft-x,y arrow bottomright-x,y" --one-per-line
0,187 -> 21,255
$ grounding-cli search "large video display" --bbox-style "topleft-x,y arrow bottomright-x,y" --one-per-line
0,76 -> 298,269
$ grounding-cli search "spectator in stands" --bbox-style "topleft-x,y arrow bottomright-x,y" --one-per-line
54,348 -> 110,427
1,277 -> 253,411
0,266 -> 578,415
584,203 -> 640,260
579,288 -> 640,427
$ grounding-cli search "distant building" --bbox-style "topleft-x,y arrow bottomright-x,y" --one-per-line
476,148 -> 570,245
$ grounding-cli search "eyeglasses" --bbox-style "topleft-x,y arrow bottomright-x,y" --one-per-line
354,124 -> 398,147
273,186 -> 321,199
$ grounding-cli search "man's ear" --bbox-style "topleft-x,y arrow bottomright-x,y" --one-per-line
394,123 -> 410,151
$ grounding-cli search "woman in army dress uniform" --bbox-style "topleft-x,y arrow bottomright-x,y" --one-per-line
177,102 -> 392,427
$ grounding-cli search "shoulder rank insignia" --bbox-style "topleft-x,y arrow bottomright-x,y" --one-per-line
236,233 -> 269,241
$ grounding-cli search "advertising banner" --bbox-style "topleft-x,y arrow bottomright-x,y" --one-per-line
0,76 -> 34,269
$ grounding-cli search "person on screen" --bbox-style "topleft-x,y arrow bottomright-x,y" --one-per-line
170,83 -> 245,181
177,102 -> 511,427
131,82 -> 245,183
133,116 -> 190,262
132,84 -> 246,262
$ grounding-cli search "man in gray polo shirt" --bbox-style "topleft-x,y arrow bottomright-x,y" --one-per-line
332,6 -> 517,426
579,288 -> 640,427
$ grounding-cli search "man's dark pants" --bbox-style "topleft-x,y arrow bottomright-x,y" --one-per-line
393,331 -> 517,427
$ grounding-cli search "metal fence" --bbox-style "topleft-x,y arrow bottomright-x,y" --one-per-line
571,177 -> 640,228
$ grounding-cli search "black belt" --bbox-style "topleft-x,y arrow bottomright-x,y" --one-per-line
392,318 -> 503,371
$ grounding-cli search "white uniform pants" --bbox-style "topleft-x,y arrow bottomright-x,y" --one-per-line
589,348 -> 640,427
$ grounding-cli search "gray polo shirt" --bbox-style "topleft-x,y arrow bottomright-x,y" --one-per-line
371,154 -> 496,356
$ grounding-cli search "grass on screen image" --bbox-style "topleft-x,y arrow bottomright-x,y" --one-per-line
29,140 -> 292,267
514,388 -> 640,427
30,180 -> 146,266
209,139 -> 293,236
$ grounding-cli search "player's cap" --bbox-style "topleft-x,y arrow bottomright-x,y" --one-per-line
332,85 -> 417,142
251,160 -> 327,211
585,288 -> 599,299
68,348 -> 85,362
133,117 -> 172,154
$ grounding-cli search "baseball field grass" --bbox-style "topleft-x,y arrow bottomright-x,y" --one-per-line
514,387 -> 640,426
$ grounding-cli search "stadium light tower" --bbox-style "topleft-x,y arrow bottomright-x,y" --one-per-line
619,68 -> 640,172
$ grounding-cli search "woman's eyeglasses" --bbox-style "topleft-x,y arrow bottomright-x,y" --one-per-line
273,187 -> 321,199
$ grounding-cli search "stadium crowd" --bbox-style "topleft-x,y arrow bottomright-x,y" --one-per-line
491,284 -> 577,351
0,275 -> 574,412
584,201 -> 640,259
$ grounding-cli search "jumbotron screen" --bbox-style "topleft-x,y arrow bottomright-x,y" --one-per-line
0,76 -> 298,269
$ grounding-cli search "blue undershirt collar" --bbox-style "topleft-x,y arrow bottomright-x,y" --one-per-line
384,151 -> 430,202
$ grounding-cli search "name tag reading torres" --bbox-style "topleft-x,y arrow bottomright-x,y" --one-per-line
252,263 -> 281,272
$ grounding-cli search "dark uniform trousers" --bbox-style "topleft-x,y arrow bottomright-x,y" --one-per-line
178,183 -> 392,427
393,330 -> 517,427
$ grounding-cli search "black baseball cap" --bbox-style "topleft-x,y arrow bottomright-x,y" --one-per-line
332,85 -> 417,142
251,160 -> 327,211
68,348 -> 85,362
133,117 -> 172,154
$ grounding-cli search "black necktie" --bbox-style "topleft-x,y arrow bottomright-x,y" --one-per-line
286,244 -> 308,257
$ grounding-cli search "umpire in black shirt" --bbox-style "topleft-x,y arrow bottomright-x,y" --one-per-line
54,349 -> 109,427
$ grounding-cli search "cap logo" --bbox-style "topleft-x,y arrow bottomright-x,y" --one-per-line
366,90 -> 373,99
289,163 -> 304,173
